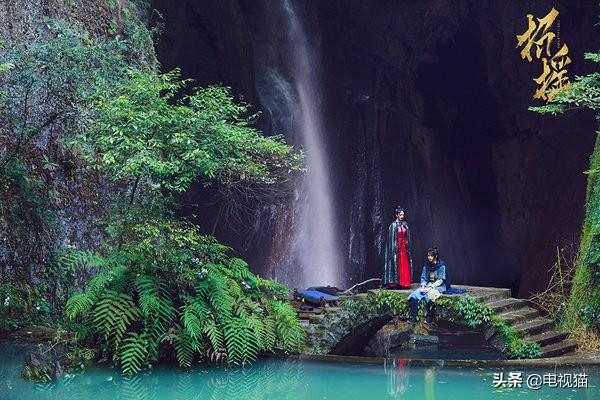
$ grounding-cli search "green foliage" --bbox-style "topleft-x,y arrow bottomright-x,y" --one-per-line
65,219 -> 304,374
442,296 -> 494,328
0,62 -> 14,73
0,20 -> 142,319
530,50 -> 600,332
119,332 -> 150,375
93,290 -> 140,347
64,346 -> 96,373
1,12 -> 303,379
74,69 -> 302,195
0,281 -> 55,331
438,297 -> 541,359
530,52 -> 600,115
0,19 -> 134,169
373,290 -> 410,317
347,292 -> 540,359
492,317 -> 543,359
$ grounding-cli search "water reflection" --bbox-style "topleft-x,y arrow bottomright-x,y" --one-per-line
385,359 -> 409,398
9,357 -> 306,400
2,344 -> 600,400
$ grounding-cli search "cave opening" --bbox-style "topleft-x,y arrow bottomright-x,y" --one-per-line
152,0 -> 596,297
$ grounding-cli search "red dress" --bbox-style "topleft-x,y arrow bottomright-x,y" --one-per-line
397,224 -> 411,287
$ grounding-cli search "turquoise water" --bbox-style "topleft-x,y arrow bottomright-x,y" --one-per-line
1,344 -> 599,400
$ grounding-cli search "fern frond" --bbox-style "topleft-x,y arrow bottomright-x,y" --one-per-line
55,250 -> 105,272
223,317 -> 258,366
262,317 -> 277,350
137,275 -> 161,317
268,299 -> 304,352
202,318 -> 224,351
258,278 -> 290,297
65,292 -> 95,320
226,277 -> 243,300
93,290 -> 140,348
174,332 -> 194,369
119,332 -> 148,375
247,315 -> 268,351
181,303 -> 203,341
195,269 -> 233,322
228,258 -> 258,288
88,264 -> 127,297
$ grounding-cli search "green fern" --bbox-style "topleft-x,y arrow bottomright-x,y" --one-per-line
174,331 -> 194,368
202,318 -> 224,352
65,292 -> 96,320
181,303 -> 203,341
93,290 -> 140,347
119,332 -> 149,375
55,250 -> 105,273
261,317 -> 277,350
63,221 -> 305,373
247,315 -> 268,351
258,277 -> 290,297
268,299 -> 304,352
228,257 -> 258,288
137,274 -> 174,328
65,260 -> 124,320
223,317 -> 258,366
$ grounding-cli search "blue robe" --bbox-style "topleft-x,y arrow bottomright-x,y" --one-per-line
407,261 -> 446,303
407,260 -> 466,302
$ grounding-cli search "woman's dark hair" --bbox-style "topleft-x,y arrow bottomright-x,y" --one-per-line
394,206 -> 405,215
427,247 -> 439,260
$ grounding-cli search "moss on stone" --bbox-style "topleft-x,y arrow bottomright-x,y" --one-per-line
562,132 -> 600,331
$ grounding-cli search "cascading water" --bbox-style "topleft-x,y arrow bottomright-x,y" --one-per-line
274,0 -> 343,288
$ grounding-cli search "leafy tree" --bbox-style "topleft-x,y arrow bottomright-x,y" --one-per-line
75,68 -> 302,199
41,15 -> 305,374
1,14 -> 305,375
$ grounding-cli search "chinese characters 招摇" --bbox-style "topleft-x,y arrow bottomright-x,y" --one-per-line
516,7 -> 572,102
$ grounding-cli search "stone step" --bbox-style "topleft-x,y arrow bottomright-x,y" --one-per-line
308,314 -> 326,323
473,290 -> 512,304
322,306 -> 340,314
497,308 -> 540,326
299,320 -> 311,328
540,340 -> 578,358
512,318 -> 554,336
527,330 -> 568,347
487,298 -> 529,314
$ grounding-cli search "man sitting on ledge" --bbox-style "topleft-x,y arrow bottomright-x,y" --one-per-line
407,247 -> 446,324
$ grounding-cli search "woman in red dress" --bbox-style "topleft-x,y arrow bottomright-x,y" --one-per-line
383,206 -> 413,289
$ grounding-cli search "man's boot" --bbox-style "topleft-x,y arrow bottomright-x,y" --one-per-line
408,299 -> 419,323
425,302 -> 436,324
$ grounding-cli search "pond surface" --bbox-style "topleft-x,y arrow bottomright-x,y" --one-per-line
1,343 -> 599,400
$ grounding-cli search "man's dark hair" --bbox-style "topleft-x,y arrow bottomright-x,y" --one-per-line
427,247 -> 439,260
394,205 -> 405,215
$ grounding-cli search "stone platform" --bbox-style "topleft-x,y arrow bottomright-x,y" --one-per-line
298,284 -> 577,359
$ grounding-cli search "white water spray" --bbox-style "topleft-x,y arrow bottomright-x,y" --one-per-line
282,1 -> 342,287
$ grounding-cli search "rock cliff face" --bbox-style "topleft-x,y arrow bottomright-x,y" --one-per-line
153,0 -> 599,296
0,0 -> 148,292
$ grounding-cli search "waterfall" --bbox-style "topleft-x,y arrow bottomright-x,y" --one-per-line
278,0 -> 342,288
